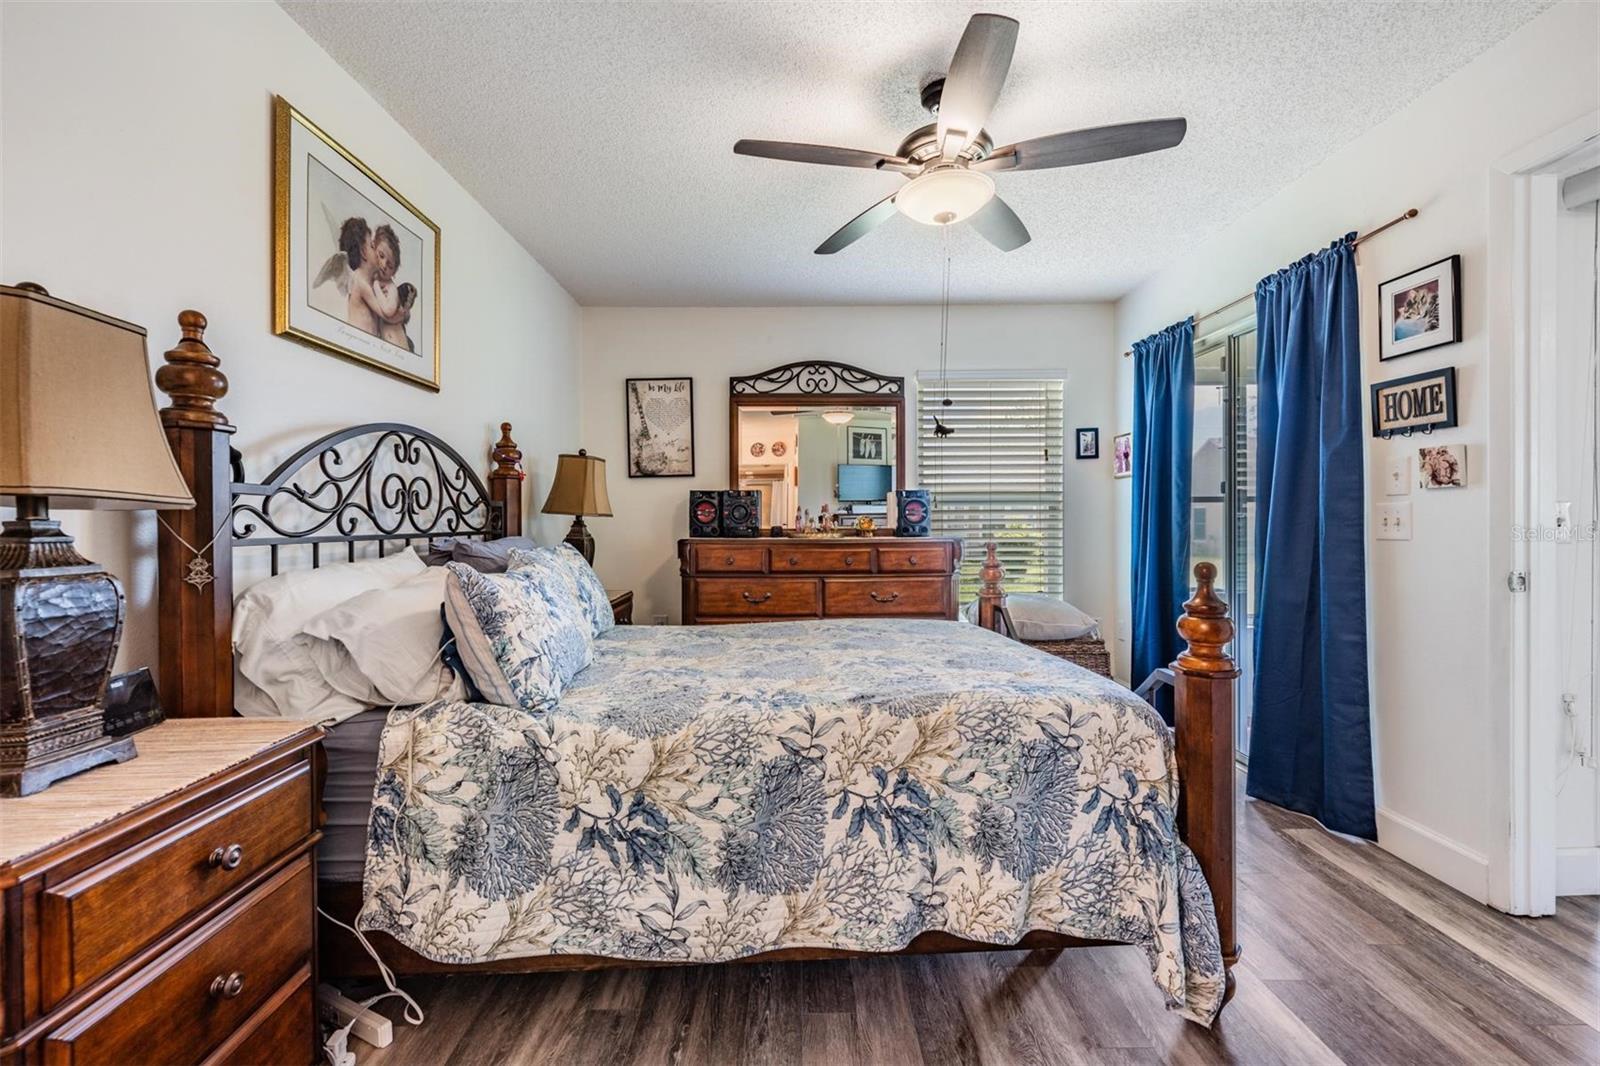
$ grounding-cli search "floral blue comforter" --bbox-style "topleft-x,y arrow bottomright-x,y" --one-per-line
357,619 -> 1224,1023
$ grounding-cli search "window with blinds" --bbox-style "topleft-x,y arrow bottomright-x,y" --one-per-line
915,374 -> 1065,600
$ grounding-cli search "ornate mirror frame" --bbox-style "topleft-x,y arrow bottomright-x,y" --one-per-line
728,361 -> 907,491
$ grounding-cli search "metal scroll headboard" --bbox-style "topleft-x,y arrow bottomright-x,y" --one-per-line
228,422 -> 503,575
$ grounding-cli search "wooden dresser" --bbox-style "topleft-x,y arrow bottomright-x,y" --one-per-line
679,536 -> 963,624
0,719 -> 324,1066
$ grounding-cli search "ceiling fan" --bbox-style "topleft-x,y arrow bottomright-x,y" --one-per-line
733,13 -> 1187,255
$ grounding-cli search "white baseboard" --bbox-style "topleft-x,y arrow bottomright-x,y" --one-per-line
1376,807 -> 1490,903
1556,846 -> 1600,897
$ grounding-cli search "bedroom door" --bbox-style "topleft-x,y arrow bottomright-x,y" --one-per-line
1192,323 -> 1258,762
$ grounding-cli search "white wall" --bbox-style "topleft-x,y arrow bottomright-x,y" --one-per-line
1,2 -> 581,677
1112,1 -> 1600,903
580,305 -> 1116,627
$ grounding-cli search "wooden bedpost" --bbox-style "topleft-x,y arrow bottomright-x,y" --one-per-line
489,422 -> 524,538
977,541 -> 1005,632
1172,561 -> 1240,1005
155,311 -> 235,717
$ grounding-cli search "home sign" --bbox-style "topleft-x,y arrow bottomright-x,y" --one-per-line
1370,366 -> 1457,439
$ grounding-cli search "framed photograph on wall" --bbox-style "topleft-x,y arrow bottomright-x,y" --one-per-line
1075,427 -> 1100,459
1378,255 -> 1461,361
626,377 -> 695,477
273,96 -> 441,389
848,426 -> 887,463
1112,432 -> 1132,478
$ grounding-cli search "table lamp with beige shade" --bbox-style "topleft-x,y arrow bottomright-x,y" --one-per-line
541,449 -> 612,564
0,283 -> 194,795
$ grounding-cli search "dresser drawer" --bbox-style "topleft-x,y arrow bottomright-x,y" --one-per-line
824,577 -> 949,617
42,761 -> 313,1005
772,547 -> 870,573
694,578 -> 819,618
45,857 -> 313,1066
876,545 -> 950,573
201,967 -> 314,1066
694,544 -> 768,572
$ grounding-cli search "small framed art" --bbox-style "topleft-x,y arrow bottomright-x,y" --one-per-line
1418,445 -> 1467,489
1379,255 -> 1461,361
273,96 -> 441,389
1112,433 -> 1132,478
849,426 -> 887,462
1075,427 -> 1099,460
626,378 -> 695,477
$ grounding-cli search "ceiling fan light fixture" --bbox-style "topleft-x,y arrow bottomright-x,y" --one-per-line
821,410 -> 855,426
894,167 -> 995,226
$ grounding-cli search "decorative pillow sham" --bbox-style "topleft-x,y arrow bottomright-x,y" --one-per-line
442,560 -> 593,711
509,545 -> 614,637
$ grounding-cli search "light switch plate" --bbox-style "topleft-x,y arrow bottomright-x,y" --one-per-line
1385,455 -> 1410,496
1376,501 -> 1412,540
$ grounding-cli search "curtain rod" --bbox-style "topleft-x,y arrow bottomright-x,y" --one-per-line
1121,207 -> 1419,357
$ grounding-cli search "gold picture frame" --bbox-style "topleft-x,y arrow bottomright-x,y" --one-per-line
272,96 -> 441,390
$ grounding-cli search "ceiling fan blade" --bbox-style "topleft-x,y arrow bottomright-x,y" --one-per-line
968,194 -> 1030,252
936,14 -> 1019,158
975,118 -> 1188,172
815,193 -> 899,254
735,139 -> 909,171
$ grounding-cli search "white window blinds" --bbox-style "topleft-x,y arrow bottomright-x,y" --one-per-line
915,374 -> 1066,600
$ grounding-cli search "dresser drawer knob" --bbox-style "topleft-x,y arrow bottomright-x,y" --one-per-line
907,555 -> 919,565
741,590 -> 773,604
724,555 -> 736,566
209,972 -> 245,1000
208,843 -> 244,870
788,555 -> 800,566
869,591 -> 901,604
844,554 -> 856,566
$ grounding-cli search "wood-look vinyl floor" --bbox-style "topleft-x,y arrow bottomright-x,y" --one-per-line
355,782 -> 1599,1065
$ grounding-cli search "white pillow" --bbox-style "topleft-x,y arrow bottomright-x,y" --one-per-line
233,666 -> 366,723
962,593 -> 1101,641
232,549 -> 425,716
302,567 -> 466,706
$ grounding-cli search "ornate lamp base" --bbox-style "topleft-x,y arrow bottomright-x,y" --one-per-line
0,497 -> 136,797
563,515 -> 596,564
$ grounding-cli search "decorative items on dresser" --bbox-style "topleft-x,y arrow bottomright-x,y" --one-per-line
0,284 -> 196,796
607,589 -> 634,625
679,536 -> 961,623
0,718 -> 324,1065
540,448 -> 613,563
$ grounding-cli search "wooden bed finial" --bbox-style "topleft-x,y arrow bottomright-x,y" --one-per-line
1175,562 -> 1237,677
156,309 -> 231,429
977,540 -> 1006,632
488,422 -> 524,538
490,422 -> 525,480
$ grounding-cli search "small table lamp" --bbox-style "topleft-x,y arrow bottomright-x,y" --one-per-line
541,449 -> 612,564
0,284 -> 195,795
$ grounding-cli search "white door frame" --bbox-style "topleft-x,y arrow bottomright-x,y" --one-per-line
1491,111 -> 1600,915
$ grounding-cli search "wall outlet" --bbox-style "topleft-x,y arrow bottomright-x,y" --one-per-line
652,614 -> 669,625
1375,501 -> 1412,540
1385,455 -> 1410,496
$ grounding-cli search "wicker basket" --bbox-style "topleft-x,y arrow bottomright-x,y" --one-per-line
1020,634 -> 1114,678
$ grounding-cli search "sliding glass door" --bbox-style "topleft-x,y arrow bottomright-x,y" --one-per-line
1192,323 -> 1258,761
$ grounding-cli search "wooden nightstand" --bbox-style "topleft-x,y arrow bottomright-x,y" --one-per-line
0,718 -> 324,1066
607,589 -> 634,625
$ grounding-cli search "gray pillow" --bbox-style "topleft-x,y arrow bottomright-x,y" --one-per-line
448,536 -> 540,574
963,593 -> 1100,641
422,537 -> 459,566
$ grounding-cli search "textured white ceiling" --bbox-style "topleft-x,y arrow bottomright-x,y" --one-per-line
282,1 -> 1549,306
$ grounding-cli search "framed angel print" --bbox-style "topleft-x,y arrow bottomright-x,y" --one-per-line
273,96 -> 441,390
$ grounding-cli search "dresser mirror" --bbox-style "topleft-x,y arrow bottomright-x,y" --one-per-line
729,361 -> 906,530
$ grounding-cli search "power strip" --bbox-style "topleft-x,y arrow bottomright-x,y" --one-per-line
318,984 -> 394,1049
